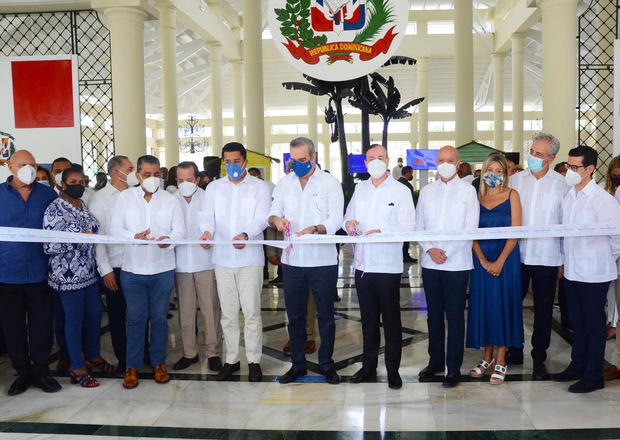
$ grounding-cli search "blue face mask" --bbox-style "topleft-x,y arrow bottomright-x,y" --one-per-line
527,155 -> 544,173
38,180 -> 50,187
483,172 -> 504,188
225,163 -> 245,180
292,160 -> 312,178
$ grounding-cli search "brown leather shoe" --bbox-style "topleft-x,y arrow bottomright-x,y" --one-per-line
603,365 -> 620,381
56,357 -> 71,372
305,340 -> 317,354
153,363 -> 170,384
123,368 -> 139,389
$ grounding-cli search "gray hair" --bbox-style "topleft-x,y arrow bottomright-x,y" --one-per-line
107,155 -> 128,173
532,132 -> 560,157
290,137 -> 315,157
136,154 -> 160,172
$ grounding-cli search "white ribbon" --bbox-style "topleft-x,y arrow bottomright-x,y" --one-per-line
1,224 -> 619,249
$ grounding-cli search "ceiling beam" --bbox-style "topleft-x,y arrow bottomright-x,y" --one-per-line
494,0 -> 540,52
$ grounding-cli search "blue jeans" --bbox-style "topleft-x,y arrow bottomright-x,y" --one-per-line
282,264 -> 338,371
121,270 -> 174,369
57,283 -> 103,370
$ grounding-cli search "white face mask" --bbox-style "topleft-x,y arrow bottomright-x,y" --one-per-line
437,162 -> 457,180
565,169 -> 582,186
120,170 -> 140,187
367,159 -> 387,179
16,164 -> 36,185
54,172 -> 63,187
141,176 -> 160,194
178,181 -> 197,197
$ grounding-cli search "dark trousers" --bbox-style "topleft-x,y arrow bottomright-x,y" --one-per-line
0,281 -> 53,377
558,277 -> 571,328
52,292 -> 69,359
564,279 -> 609,383
402,242 -> 410,259
511,265 -> 559,362
355,271 -> 401,373
283,264 -> 338,371
101,268 -> 127,364
422,268 -> 469,374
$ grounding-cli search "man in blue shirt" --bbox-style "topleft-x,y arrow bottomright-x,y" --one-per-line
0,150 -> 60,395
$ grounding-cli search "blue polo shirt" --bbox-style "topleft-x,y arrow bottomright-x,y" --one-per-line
0,177 -> 57,284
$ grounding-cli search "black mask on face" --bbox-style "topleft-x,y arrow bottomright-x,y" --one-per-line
611,176 -> 620,187
64,184 -> 85,199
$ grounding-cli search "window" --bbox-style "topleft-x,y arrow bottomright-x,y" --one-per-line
477,121 -> 494,131
428,121 -> 454,132
262,29 -> 272,40
524,120 -> 543,131
427,21 -> 454,35
146,127 -> 153,138
271,124 -> 309,135
405,23 -> 417,35
81,115 -> 94,128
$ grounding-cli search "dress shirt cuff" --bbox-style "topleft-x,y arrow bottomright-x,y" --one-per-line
96,245 -> 113,277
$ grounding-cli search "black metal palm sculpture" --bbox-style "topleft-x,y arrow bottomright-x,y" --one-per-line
283,75 -> 355,184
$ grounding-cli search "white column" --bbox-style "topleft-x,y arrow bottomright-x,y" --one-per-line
540,0 -> 579,161
511,33 -> 525,156
493,52 -> 506,151
454,0 -> 474,146
417,56 -> 429,148
231,60 -> 244,142
243,0 -> 266,153
157,0 -> 179,167
308,93 -> 318,145
209,43 -> 223,156
97,5 -> 148,161
321,122 -> 332,172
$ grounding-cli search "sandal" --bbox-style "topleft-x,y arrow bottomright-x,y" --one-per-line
86,358 -> 118,373
470,358 -> 495,378
70,370 -> 100,388
490,364 -> 507,385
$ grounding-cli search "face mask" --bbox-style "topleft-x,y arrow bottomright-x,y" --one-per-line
367,159 -> 387,179
54,173 -> 63,187
225,163 -> 245,180
565,169 -> 582,186
527,155 -> 544,173
483,172 -> 504,188
292,160 -> 313,178
119,170 -> 140,187
141,176 -> 160,194
16,164 -> 36,185
437,162 -> 456,180
611,176 -> 620,187
178,181 -> 198,197
64,184 -> 85,199
38,180 -> 50,187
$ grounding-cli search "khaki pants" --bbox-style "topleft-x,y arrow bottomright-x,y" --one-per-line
175,270 -> 222,359
214,265 -> 263,364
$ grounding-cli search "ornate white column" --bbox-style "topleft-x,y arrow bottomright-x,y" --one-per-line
209,43 -> 223,156
493,52 -> 506,151
231,59 -> 244,142
454,0 -> 474,146
156,0 -> 179,167
540,0 -> 579,161
511,33 -> 526,156
307,93 -> 318,151
417,56 -> 429,148
243,0 -> 266,153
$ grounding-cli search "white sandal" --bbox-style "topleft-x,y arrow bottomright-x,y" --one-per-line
469,358 -> 495,378
490,364 -> 507,384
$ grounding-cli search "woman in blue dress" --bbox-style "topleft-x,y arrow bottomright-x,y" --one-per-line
467,153 -> 523,384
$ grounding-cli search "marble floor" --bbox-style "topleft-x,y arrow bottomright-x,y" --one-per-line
1,246 -> 620,439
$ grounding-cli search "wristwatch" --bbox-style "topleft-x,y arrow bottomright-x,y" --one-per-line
312,225 -> 319,234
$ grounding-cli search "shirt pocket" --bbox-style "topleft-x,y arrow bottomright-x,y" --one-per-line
311,193 -> 326,220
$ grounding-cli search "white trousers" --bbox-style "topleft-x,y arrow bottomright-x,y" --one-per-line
214,265 -> 263,364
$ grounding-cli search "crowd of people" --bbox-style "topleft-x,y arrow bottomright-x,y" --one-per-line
0,133 -> 618,397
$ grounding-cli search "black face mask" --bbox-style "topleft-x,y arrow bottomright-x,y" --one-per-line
64,184 -> 85,199
612,177 -> 620,187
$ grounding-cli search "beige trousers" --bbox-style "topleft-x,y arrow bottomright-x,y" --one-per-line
214,265 -> 263,364
175,270 -> 222,359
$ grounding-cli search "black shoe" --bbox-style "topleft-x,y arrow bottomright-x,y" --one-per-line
419,364 -> 444,379
248,363 -> 263,382
532,362 -> 550,381
442,373 -> 461,388
388,371 -> 402,389
551,368 -> 583,382
403,256 -> 418,263
143,350 -> 151,366
216,362 -> 240,381
505,349 -> 524,365
8,375 -> 31,396
568,379 -> 604,393
208,356 -> 222,372
268,275 -> 283,285
172,355 -> 199,371
31,375 -> 61,393
323,368 -> 340,385
279,367 -> 307,384
349,367 -> 377,384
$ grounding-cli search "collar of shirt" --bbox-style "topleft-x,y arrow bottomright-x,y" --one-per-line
435,174 -> 461,187
568,178 -> 597,200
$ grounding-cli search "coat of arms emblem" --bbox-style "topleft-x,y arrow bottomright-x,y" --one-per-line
269,0 -> 408,81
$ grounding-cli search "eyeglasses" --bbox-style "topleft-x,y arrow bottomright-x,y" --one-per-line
562,163 -> 586,172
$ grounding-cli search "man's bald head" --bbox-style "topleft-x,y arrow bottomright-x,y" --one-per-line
366,144 -> 387,157
437,145 -> 459,165
7,150 -> 36,175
